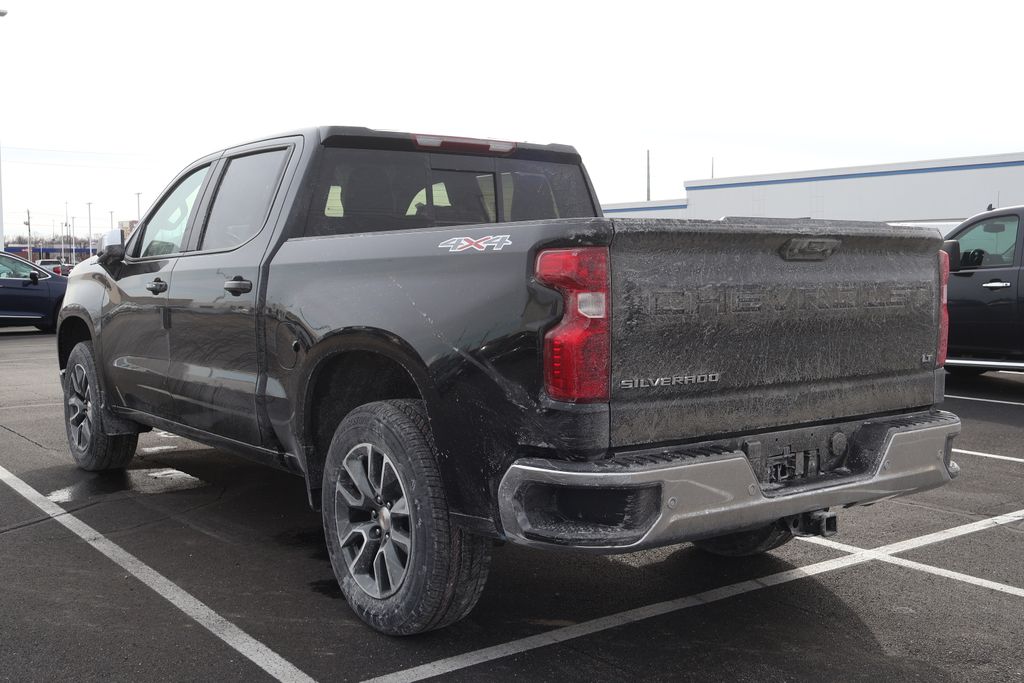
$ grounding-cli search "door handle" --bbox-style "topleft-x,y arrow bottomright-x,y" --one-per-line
145,278 -> 168,294
223,276 -> 252,296
982,281 -> 1012,289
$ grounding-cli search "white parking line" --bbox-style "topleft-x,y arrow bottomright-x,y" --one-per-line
0,402 -> 62,411
365,509 -> 1024,683
953,448 -> 1024,464
945,394 -> 1024,407
0,464 -> 316,683
801,536 -> 1024,598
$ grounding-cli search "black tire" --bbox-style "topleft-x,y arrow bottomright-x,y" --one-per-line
322,399 -> 491,635
945,367 -> 988,377
693,521 -> 793,557
63,341 -> 138,471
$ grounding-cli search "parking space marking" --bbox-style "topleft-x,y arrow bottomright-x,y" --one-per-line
363,554 -> 871,683
0,464 -> 316,683
953,447 -> 1024,464
365,508 -> 1024,683
945,394 -> 1024,407
801,537 -> 1024,599
0,402 -> 62,411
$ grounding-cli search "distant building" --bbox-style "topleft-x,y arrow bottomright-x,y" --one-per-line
602,151 -> 1024,234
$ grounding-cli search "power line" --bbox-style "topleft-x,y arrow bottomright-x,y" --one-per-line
3,145 -> 158,157
2,159 -> 153,170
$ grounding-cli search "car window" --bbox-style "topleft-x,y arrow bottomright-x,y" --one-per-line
405,171 -> 497,225
956,215 -> 1020,269
305,148 -> 595,237
199,149 -> 289,251
0,254 -> 38,279
498,159 -> 595,222
136,165 -> 210,258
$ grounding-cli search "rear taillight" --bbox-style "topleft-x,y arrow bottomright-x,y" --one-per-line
535,247 -> 610,402
53,265 -> 61,275
937,250 -> 949,367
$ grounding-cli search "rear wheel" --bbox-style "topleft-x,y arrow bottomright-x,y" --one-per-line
693,521 -> 793,557
322,399 -> 491,635
63,341 -> 138,471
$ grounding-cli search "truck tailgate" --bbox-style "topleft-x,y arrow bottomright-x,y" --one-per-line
610,217 -> 942,448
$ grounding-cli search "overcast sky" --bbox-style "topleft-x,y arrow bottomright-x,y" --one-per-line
1,0 -> 1022,244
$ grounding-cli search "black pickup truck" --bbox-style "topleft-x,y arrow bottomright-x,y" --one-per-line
943,205 -> 1024,373
57,127 -> 960,635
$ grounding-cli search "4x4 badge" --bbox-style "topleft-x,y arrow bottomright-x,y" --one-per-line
438,235 -> 512,252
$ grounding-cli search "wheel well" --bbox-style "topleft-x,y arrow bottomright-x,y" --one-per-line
58,317 -> 92,370
305,350 -> 423,505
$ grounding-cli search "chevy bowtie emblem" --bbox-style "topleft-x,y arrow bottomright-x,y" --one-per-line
779,238 -> 841,261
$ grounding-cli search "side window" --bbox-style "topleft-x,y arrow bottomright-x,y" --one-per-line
0,255 -> 37,279
200,149 -> 289,251
136,166 -> 210,258
956,216 -> 1020,269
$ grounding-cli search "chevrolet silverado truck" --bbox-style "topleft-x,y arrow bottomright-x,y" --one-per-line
56,127 -> 961,635
943,205 -> 1024,374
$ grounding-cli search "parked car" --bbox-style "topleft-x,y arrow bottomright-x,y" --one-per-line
0,252 -> 67,332
56,127 -> 960,635
35,258 -> 65,276
944,205 -> 1024,375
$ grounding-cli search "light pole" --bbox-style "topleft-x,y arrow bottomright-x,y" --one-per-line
23,209 -> 31,261
109,210 -> 114,230
135,192 -> 141,220
87,202 -> 93,255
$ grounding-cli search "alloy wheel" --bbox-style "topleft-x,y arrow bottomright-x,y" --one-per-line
334,443 -> 413,599
66,364 -> 93,451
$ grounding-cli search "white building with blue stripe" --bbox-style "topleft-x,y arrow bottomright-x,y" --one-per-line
602,151 -> 1024,233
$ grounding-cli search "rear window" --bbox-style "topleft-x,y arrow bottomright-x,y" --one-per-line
305,148 -> 595,237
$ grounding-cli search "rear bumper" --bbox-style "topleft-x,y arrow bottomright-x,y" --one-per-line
946,358 -> 1024,371
497,410 -> 960,552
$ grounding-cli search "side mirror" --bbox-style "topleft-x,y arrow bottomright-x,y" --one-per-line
29,271 -> 39,284
97,229 -> 126,266
941,240 -> 961,273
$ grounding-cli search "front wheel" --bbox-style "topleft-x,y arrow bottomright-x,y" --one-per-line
63,341 -> 138,471
692,521 -> 793,557
322,399 -> 491,635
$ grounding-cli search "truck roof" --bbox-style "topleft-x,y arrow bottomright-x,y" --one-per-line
220,127 -> 582,163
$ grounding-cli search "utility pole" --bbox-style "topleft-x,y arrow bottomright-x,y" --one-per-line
135,192 -> 141,220
63,201 -> 68,262
109,210 -> 114,230
87,201 -> 93,255
70,217 -> 76,263
646,150 -> 651,202
23,209 -> 31,261
711,157 -> 715,179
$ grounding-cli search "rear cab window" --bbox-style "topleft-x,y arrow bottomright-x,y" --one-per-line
305,147 -> 596,237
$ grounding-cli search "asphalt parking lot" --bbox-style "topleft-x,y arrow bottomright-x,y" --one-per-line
1,328 -> 1022,682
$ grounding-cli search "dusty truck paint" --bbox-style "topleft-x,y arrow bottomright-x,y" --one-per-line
55,126 -> 960,634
